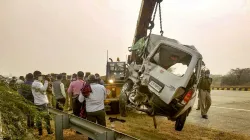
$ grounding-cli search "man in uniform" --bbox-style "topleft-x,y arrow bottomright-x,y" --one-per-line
197,69 -> 212,119
196,70 -> 205,110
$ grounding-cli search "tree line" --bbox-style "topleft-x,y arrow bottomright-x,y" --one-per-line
211,68 -> 250,87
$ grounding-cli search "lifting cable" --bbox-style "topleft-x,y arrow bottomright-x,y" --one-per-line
147,0 -> 164,37
142,0 -> 164,58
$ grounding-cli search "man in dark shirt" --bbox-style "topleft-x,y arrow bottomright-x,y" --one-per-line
52,74 -> 66,111
20,73 -> 35,128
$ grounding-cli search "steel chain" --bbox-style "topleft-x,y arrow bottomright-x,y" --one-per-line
158,2 -> 164,36
148,2 -> 159,37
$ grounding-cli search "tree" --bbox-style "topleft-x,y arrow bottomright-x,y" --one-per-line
210,75 -> 223,86
221,68 -> 250,86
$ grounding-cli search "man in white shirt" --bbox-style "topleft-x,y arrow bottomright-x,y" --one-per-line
78,74 -> 107,140
32,71 -> 52,135
52,74 -> 66,111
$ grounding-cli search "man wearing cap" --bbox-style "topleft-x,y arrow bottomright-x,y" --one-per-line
68,71 -> 85,117
32,70 -> 52,135
197,69 -> 212,119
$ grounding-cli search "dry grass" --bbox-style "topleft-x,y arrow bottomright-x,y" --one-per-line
36,113 -> 250,140
107,113 -> 250,140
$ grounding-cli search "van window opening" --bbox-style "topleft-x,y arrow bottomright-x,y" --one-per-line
150,44 -> 192,77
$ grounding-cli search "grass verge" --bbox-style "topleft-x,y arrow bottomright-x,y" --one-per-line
35,112 -> 250,140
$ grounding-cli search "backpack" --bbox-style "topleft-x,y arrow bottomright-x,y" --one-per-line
81,82 -> 92,98
79,82 -> 92,119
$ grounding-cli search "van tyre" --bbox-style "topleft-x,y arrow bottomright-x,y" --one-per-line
175,110 -> 188,131
119,80 -> 133,117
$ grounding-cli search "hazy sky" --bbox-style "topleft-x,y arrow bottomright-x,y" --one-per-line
0,0 -> 250,76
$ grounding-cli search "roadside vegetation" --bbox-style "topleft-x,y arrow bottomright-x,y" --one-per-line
211,68 -> 250,87
0,84 -> 38,139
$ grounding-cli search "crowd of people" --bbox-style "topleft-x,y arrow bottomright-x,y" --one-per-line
1,71 -> 106,139
0,69 -> 212,138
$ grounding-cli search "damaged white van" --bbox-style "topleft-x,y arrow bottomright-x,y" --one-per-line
119,34 -> 203,131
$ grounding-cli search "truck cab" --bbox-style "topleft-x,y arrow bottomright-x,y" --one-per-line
104,60 -> 126,114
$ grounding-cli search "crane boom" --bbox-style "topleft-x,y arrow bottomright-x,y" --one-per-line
132,0 -> 157,44
130,0 -> 162,63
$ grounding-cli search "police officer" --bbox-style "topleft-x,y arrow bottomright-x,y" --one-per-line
198,69 -> 212,119
196,71 -> 205,110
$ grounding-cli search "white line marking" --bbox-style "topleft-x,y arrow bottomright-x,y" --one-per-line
194,104 -> 250,112
211,106 -> 250,112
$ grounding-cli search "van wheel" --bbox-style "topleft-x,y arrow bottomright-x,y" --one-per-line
119,80 -> 133,117
175,110 -> 188,131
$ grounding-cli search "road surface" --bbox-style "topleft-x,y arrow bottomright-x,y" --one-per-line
187,90 -> 250,135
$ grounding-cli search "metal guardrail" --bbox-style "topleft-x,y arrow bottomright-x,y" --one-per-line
48,107 -> 139,140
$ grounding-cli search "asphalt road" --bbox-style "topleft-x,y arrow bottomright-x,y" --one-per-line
187,90 -> 250,135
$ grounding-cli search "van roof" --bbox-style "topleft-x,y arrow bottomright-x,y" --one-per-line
147,34 -> 202,58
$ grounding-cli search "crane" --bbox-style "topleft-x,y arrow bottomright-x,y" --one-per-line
129,0 -> 164,63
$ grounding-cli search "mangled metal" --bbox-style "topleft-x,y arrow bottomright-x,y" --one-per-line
119,34 -> 203,131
